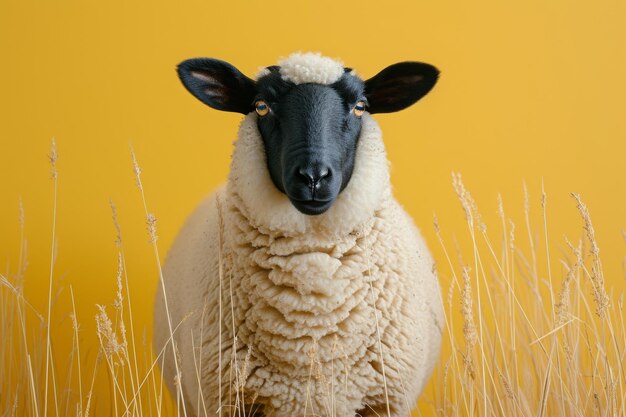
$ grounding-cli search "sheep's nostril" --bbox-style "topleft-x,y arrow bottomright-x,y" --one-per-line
298,166 -> 331,190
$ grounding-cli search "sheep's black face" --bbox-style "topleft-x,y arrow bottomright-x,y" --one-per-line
177,56 -> 439,216
254,70 -> 365,215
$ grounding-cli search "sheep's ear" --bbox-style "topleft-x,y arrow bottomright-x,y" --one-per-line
364,62 -> 439,114
177,58 -> 256,114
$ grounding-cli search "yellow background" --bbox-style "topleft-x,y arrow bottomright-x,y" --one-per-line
0,0 -> 624,415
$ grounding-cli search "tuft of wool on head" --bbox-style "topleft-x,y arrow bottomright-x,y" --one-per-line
270,52 -> 345,85
254,66 -> 272,79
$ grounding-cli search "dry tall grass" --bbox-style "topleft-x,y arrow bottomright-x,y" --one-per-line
1,143 -> 624,416
425,174 -> 626,417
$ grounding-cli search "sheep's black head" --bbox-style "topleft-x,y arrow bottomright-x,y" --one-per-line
177,53 -> 439,215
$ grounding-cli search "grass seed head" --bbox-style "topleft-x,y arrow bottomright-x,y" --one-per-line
49,138 -> 58,179
572,193 -> 610,318
95,305 -> 124,359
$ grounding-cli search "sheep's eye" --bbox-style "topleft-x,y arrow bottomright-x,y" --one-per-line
255,100 -> 270,117
353,101 -> 366,117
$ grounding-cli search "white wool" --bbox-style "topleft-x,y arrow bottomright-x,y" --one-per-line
277,52 -> 345,85
255,66 -> 272,80
154,112 -> 444,417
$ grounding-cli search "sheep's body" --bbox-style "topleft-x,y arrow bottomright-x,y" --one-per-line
154,112 -> 443,417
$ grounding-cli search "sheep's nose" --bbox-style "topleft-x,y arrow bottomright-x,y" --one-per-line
298,165 -> 331,190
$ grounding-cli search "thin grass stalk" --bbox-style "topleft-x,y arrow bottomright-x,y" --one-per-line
111,200 -> 144,417
44,138 -> 59,417
27,354 -> 41,417
433,215 -> 470,416
130,147 -> 188,417
70,286 -> 84,416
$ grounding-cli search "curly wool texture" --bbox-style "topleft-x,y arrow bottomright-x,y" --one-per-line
276,52 -> 345,85
154,113 -> 444,417
256,52 -> 359,82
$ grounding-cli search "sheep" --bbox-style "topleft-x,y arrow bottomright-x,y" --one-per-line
153,52 -> 443,417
